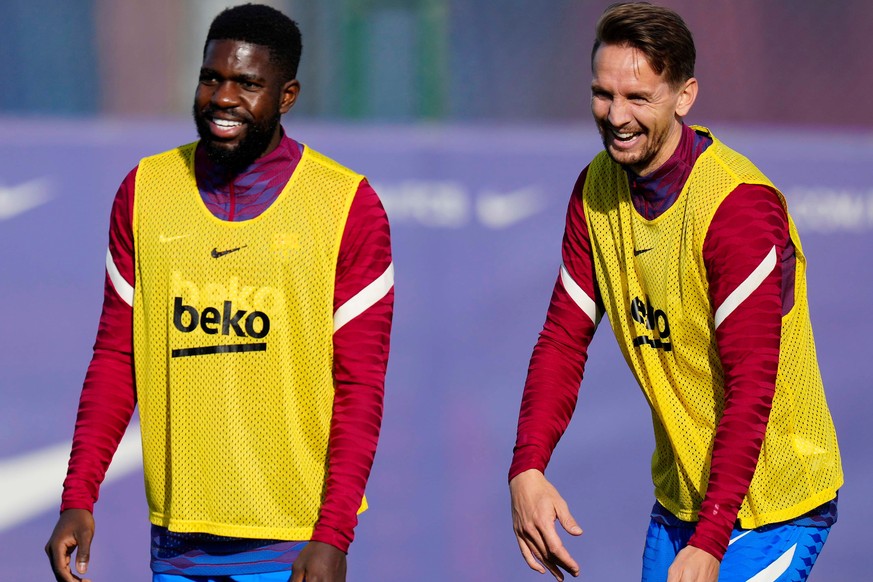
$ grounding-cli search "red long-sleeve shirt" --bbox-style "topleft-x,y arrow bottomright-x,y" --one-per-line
510,125 -> 790,560
61,131 -> 393,554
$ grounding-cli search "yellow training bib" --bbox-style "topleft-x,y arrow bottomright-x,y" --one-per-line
133,143 -> 363,539
583,127 -> 842,527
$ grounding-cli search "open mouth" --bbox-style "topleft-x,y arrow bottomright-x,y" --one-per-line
610,128 -> 642,143
208,117 -> 245,140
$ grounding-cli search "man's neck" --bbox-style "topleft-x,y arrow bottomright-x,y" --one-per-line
628,120 -> 685,178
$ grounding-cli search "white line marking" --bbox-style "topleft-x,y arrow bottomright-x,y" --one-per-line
0,178 -> 52,221
0,423 -> 142,531
476,186 -> 545,229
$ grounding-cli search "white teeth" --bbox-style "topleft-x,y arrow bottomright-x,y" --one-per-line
213,119 -> 242,128
614,130 -> 636,140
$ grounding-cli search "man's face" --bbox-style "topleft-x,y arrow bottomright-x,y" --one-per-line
193,39 -> 298,171
591,43 -> 696,176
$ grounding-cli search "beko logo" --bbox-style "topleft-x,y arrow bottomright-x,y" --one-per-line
173,297 -> 270,338
168,272 -> 281,357
630,295 -> 672,351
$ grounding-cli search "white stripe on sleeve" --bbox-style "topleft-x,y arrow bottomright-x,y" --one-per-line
334,262 -> 395,333
714,246 -> 777,329
560,263 -> 598,324
106,248 -> 134,307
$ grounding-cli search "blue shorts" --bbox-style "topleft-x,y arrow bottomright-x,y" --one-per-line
642,519 -> 831,582
153,573 -> 291,582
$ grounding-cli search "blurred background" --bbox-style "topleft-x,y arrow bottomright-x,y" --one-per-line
3,0 -> 871,124
1,0 -> 870,580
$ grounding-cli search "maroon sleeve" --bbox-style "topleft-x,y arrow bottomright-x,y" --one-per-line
688,184 -> 787,560
509,169 -> 599,481
310,178 -> 393,553
61,167 -> 138,512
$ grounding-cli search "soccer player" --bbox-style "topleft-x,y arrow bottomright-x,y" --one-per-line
45,4 -> 393,582
508,3 -> 842,581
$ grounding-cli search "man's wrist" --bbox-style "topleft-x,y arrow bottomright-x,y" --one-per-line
508,448 -> 548,482
687,530 -> 727,562
310,526 -> 351,554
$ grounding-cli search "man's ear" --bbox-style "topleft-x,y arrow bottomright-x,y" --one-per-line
675,77 -> 698,117
280,79 -> 300,114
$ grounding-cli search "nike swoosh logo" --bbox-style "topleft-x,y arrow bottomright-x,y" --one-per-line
476,186 -> 544,229
159,234 -> 191,243
0,178 -> 52,221
633,247 -> 654,256
0,423 -> 142,532
211,245 -> 247,258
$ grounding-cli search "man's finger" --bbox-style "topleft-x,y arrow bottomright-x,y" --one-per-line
514,533 -> 547,574
519,513 -> 577,579
528,543 -> 565,582
519,544 -> 564,582
522,529 -> 567,581
556,502 -> 583,537
47,539 -> 78,582
74,543 -> 91,576
538,523 -> 580,578
522,524 -> 552,563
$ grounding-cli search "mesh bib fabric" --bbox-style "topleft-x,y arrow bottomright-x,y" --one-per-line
582,127 -> 842,527
132,143 -> 361,539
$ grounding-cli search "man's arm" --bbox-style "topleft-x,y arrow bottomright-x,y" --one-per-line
670,185 -> 787,579
46,168 -> 138,581
307,178 -> 393,561
509,169 -> 598,581
509,169 -> 599,479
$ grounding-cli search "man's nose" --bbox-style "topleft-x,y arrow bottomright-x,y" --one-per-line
212,81 -> 239,107
607,98 -> 632,127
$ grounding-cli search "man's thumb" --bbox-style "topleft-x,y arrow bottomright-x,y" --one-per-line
558,508 -> 583,536
75,535 -> 92,573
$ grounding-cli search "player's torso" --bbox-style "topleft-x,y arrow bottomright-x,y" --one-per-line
130,143 -> 361,538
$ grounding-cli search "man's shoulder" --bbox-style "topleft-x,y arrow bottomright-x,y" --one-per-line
141,141 -> 199,163
690,126 -> 756,169
694,138 -> 773,188
134,142 -> 199,179
299,145 -> 364,180
582,151 -> 625,188
589,149 -> 615,168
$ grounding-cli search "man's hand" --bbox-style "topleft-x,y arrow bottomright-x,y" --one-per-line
667,545 -> 720,582
510,469 -> 582,580
290,540 -> 347,582
45,508 -> 95,582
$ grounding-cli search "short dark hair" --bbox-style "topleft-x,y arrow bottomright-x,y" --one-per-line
205,3 -> 303,81
592,2 -> 695,87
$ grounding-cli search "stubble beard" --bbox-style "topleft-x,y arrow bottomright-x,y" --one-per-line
599,125 -> 663,176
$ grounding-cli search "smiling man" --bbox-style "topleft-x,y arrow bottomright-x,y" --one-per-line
508,3 -> 842,582
45,5 -> 394,582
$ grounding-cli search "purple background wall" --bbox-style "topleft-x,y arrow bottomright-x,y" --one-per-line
1,119 -> 870,580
